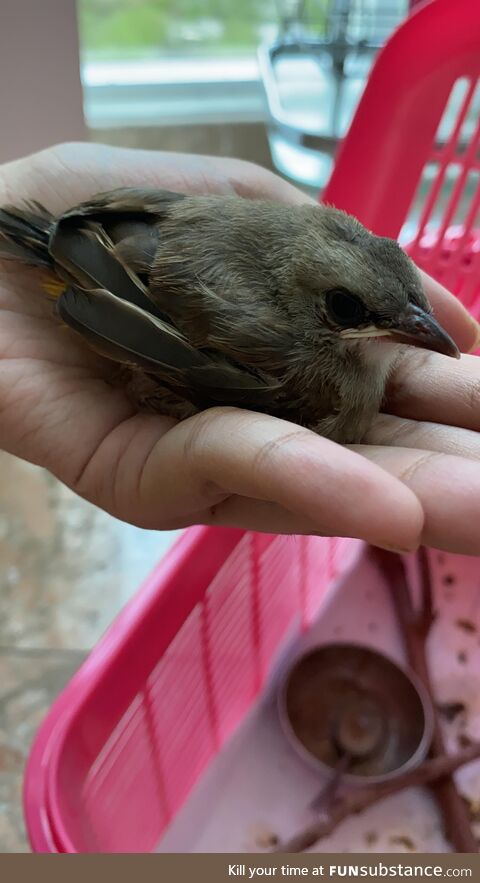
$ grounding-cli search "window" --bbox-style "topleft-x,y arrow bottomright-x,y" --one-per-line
78,1 -> 408,187
79,2 -> 407,127
78,0 -> 289,127
80,0 -> 276,60
78,1 -> 329,62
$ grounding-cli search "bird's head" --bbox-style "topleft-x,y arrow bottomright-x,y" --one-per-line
275,204 -> 459,360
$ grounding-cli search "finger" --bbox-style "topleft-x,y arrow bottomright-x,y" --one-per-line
101,408 -> 423,551
0,143 -> 313,214
352,443 -> 480,554
202,495 -> 345,535
98,147 -> 313,205
164,496 -> 329,535
365,413 -> 480,461
385,349 -> 480,430
419,269 -> 480,353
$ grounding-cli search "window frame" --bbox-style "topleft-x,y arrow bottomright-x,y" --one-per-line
82,55 -> 266,128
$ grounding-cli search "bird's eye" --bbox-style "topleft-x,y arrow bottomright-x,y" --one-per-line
325,289 -> 366,327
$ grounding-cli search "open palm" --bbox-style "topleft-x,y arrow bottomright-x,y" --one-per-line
2,142 -> 480,554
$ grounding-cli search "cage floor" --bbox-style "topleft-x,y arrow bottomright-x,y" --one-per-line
157,550 -> 480,854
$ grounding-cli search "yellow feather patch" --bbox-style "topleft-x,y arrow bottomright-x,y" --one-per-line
41,274 -> 66,299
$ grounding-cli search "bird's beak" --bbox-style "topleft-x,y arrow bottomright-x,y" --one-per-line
387,302 -> 460,359
340,302 -> 460,359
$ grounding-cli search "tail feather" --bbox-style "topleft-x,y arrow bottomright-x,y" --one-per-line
0,203 -> 53,268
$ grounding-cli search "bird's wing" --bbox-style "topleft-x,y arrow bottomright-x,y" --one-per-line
60,187 -> 186,221
57,285 -> 275,407
50,190 -> 282,407
50,188 -> 189,312
50,219 -> 159,315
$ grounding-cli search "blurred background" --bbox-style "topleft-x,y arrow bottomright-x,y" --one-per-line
0,0 -> 413,852
0,0 -> 411,191
80,0 -> 408,190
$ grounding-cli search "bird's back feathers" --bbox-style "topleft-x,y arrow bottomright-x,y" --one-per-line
0,188 -> 281,413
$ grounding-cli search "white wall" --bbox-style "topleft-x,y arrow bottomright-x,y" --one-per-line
0,0 -> 87,164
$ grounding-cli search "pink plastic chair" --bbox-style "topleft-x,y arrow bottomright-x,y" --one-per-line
23,0 -> 480,852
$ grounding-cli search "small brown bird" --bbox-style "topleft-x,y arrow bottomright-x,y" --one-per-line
0,188 -> 459,443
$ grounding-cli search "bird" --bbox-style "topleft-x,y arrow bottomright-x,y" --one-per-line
0,187 -> 459,444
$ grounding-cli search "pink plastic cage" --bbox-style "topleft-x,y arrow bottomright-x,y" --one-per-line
24,0 -> 480,853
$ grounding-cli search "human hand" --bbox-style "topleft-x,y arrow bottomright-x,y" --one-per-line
1,142 -> 480,553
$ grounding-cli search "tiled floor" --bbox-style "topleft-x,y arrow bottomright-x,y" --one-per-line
0,450 -> 179,851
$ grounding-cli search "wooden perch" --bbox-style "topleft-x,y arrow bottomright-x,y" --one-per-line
374,547 -> 478,853
275,741 -> 480,853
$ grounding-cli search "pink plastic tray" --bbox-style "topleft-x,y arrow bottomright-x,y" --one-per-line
24,0 -> 480,852
24,529 -> 361,852
157,549 -> 480,854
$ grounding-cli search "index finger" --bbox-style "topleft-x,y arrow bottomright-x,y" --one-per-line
0,143 -> 314,213
130,408 -> 423,551
420,269 -> 480,354
385,349 -> 480,431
